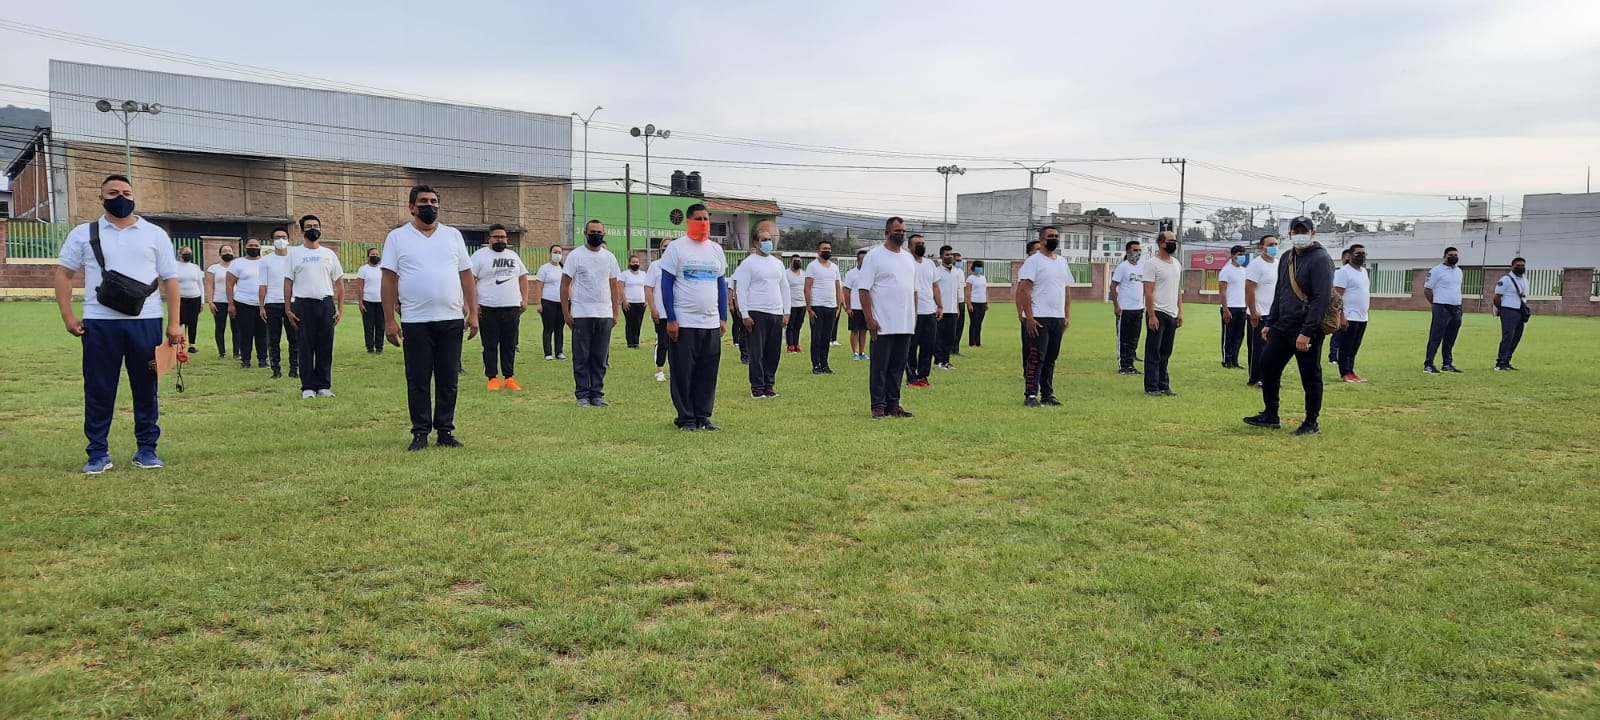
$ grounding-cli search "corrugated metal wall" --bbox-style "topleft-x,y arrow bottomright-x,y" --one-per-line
49,60 -> 571,179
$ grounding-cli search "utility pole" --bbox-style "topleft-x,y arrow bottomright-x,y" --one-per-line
1248,204 -> 1271,237
1013,161 -> 1054,246
936,165 -> 965,248
1163,158 -> 1187,242
623,164 -> 632,257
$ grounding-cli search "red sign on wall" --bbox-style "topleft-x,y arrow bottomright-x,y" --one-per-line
1188,251 -> 1229,270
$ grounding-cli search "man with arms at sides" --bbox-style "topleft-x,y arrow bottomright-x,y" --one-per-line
844,248 -> 870,361
563,220 -> 623,407
1333,244 -> 1371,383
283,214 -> 344,399
1018,238 -> 1040,365
621,253 -> 650,349
259,227 -> 299,380
784,252 -> 807,353
732,225 -> 790,398
859,217 -> 919,419
382,185 -> 479,450
1108,239 -> 1144,375
1217,244 -> 1249,370
658,204 -> 730,431
1142,230 -> 1183,397
644,237 -> 673,383
1423,246 -> 1466,374
469,224 -> 529,391
1492,257 -> 1530,372
1016,226 -> 1071,407
935,245 -> 960,369
354,246 -> 385,354
55,174 -> 184,474
965,260 -> 988,348
1244,216 -> 1333,436
804,239 -> 845,374
904,233 -> 942,389
1244,234 -> 1281,388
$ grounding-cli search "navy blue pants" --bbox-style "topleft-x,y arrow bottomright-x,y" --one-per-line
82,319 -> 163,460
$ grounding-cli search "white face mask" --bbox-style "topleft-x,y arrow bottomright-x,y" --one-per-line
551,253 -> 563,264
273,238 -> 288,251
1290,232 -> 1311,248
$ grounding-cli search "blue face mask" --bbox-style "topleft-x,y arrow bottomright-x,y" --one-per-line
760,240 -> 773,253
1238,255 -> 1249,267
954,261 -> 963,270
1266,246 -> 1280,258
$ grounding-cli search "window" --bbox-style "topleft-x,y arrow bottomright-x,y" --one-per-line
710,222 -> 729,239
1201,269 -> 1220,294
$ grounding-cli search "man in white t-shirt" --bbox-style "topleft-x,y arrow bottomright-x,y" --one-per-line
354,246 -> 386,353
1142,230 -> 1184,396
1244,234 -> 1281,387
1423,246 -> 1465,373
1492,256 -> 1530,371
284,214 -> 345,398
965,262 -> 989,348
784,253 -> 808,353
1017,226 -> 1072,407
174,244 -> 205,354
936,249 -> 962,366
204,244 -> 237,359
732,224 -> 790,398
1333,243 -> 1371,382
804,240 -> 845,374
258,227 -> 299,379
55,174 -> 184,474
563,220 -> 623,406
381,184 -> 478,450
644,237 -> 674,382
532,244 -> 567,360
469,224 -> 529,391
859,217 -> 919,419
904,234 -> 942,388
844,248 -> 869,360
1326,249 -> 1352,366
657,203 -> 729,430
227,238 -> 268,368
1217,244 -> 1249,370
621,253 -> 649,350
1108,240 -> 1145,375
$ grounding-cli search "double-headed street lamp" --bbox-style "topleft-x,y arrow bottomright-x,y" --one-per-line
96,99 -> 161,180
571,106 -> 603,241
630,124 -> 670,255
1283,192 -> 1327,216
936,165 -> 965,246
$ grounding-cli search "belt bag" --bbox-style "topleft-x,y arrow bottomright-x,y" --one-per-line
89,222 -> 159,316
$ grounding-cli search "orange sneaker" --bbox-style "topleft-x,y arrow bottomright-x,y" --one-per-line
503,377 -> 523,391
487,377 -> 502,390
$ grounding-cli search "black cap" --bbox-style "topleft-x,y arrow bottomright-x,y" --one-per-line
1290,216 -> 1315,232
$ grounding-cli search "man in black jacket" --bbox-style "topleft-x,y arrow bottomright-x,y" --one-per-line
1244,216 -> 1333,436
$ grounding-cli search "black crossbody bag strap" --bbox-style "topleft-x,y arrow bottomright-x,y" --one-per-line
89,221 -> 107,269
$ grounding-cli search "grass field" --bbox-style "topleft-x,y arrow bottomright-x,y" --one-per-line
2,299 -> 1597,719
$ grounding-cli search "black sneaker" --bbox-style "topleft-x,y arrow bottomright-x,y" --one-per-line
1242,414 -> 1281,429
1162,389 -> 1179,397
1442,365 -> 1464,374
271,370 -> 283,379
751,390 -> 766,400
289,369 -> 299,379
1043,396 -> 1063,406
218,353 -> 227,360
1504,364 -> 1519,371
1423,365 -> 1440,374
678,424 -> 699,432
698,421 -> 722,431
889,407 -> 914,418
765,389 -> 779,398
1145,390 -> 1166,397
1292,422 -> 1321,436
1118,367 -> 1139,375
823,367 -> 835,375
1493,364 -> 1507,371
436,433 -> 463,448
590,398 -> 611,407
407,434 -> 430,451
871,408 -> 888,420
1024,395 -> 1041,407
813,368 -> 825,375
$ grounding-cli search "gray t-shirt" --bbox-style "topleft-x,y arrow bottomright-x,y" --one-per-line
1143,255 -> 1182,317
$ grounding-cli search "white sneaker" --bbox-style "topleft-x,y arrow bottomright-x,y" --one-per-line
654,371 -> 666,382
316,389 -> 335,397
556,353 -> 567,360
830,341 -> 841,347
545,355 -> 554,361
302,390 -> 315,399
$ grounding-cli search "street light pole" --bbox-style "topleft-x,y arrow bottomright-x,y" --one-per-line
96,99 -> 161,181
1013,161 -> 1054,246
571,106 -> 603,242
1282,192 -> 1327,216
630,124 -> 670,257
936,165 -> 965,248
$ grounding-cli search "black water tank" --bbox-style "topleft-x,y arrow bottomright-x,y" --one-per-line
686,171 -> 703,197
671,170 -> 687,196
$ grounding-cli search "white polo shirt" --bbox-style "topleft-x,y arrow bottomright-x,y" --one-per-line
805,260 -> 842,309
843,267 -> 864,310
1245,255 -> 1278,316
1334,264 -> 1371,321
1218,262 -> 1247,308
228,255 -> 264,305
259,251 -> 292,304
1111,260 -> 1145,311
622,269 -> 648,304
175,261 -> 206,299
1143,255 -> 1182,318
937,265 -> 962,313
859,244 -> 917,334
1426,263 -> 1464,305
470,247 -> 529,308
206,262 -> 232,303
967,273 -> 988,304
355,262 -> 384,303
1495,273 -> 1527,310
1018,252 -> 1072,319
287,245 -> 343,299
379,223 -> 472,323
562,246 -> 621,319
655,236 -> 728,330
732,252 -> 791,317
535,262 -> 564,302
58,216 -> 179,321
912,257 -> 939,315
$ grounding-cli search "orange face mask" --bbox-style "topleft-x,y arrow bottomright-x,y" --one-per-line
686,219 -> 711,241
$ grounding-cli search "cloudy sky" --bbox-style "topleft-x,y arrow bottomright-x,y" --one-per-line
3,0 -> 1597,227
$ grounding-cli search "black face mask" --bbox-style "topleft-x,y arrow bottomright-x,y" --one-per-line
1352,253 -> 1367,266
221,253 -> 235,262
179,254 -> 192,263
245,247 -> 262,258
491,242 -> 507,252
368,256 -> 380,266
103,196 -> 135,219
1163,241 -> 1178,255
303,228 -> 321,243
889,232 -> 905,246
942,257 -> 953,266
1445,256 -> 1459,267
416,205 -> 439,224
1513,266 -> 1525,276
819,251 -> 832,260
791,261 -> 801,269
630,263 -> 641,271
586,232 -> 604,248
911,243 -> 925,257
1044,238 -> 1060,252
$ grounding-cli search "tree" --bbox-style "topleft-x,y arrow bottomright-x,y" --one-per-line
1205,207 -> 1252,240
1086,207 -> 1117,218
1311,202 -> 1339,234
1181,226 -> 1209,243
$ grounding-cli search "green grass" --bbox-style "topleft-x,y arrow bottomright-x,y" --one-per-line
2,301 -> 1597,719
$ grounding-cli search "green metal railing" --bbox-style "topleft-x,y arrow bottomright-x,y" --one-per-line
1523,268 -> 1563,300
5,220 -> 70,260
1369,268 -> 1413,296
1461,267 -> 1484,298
983,262 -> 1012,285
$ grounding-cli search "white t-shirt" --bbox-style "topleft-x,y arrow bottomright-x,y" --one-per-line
259,251 -> 292,304
206,263 -> 232,303
379,223 -> 472,323
912,258 -> 939,315
1426,264 -> 1464,305
622,269 -> 648,304
1018,252 -> 1072,319
937,265 -> 962,313
535,262 -> 564,302
1334,265 -> 1371,321
1143,255 -> 1182,317
288,245 -> 343,299
58,216 -> 179,321
228,256 -> 264,305
805,260 -> 842,309
967,273 -> 988,304
656,237 -> 728,330
1495,273 -> 1527,310
1218,263 -> 1247,308
732,253 -> 791,317
645,262 -> 667,317
859,244 -> 917,335
1111,260 -> 1145,311
175,261 -> 206,298
470,247 -> 529,308
843,267 -> 864,310
1245,256 -> 1279,316
562,246 -> 621,319
355,263 -> 384,303
786,268 -> 807,308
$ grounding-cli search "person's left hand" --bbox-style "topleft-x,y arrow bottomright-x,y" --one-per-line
718,320 -> 727,337
1296,333 -> 1311,352
333,308 -> 342,325
1063,315 -> 1070,330
466,312 -> 480,340
742,317 -> 754,330
286,309 -> 300,328
166,323 -> 185,346
519,300 -> 528,315
1176,312 -> 1184,328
